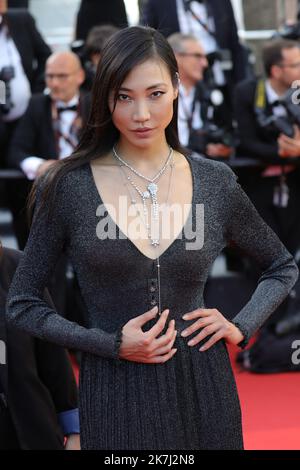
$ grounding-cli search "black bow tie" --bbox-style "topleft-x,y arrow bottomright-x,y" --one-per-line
57,104 -> 78,114
271,99 -> 282,108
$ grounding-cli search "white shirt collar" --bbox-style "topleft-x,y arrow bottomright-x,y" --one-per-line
55,94 -> 79,108
265,80 -> 281,104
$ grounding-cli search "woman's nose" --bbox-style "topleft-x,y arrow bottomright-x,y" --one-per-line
132,100 -> 150,122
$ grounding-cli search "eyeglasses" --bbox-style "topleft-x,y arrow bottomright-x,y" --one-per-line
178,52 -> 207,60
45,71 -> 79,81
278,62 -> 300,69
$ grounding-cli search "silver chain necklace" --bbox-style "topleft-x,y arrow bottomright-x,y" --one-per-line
112,146 -> 174,247
116,153 -> 175,245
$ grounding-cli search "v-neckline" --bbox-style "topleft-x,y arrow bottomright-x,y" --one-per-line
87,153 -> 196,262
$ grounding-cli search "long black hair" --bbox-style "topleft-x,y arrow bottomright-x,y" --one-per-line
28,26 -> 185,220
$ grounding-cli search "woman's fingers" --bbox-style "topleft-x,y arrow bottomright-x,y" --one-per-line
149,347 -> 177,364
153,319 -> 176,347
182,308 -> 213,320
146,309 -> 170,340
186,322 -> 222,347
152,329 -> 177,356
198,330 -> 225,351
180,317 -> 214,338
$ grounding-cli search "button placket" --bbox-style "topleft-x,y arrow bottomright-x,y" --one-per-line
148,278 -> 158,307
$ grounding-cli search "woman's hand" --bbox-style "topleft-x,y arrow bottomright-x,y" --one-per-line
119,306 -> 177,364
180,308 -> 244,351
64,434 -> 81,450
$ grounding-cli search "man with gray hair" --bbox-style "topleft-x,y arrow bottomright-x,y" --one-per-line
168,32 -> 234,158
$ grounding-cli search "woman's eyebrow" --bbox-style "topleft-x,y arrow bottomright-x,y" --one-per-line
119,83 -> 168,92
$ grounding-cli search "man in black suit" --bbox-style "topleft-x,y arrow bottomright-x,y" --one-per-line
234,38 -> 300,327
8,51 -> 89,248
142,0 -> 247,86
168,32 -> 234,157
75,0 -> 128,41
0,0 -> 51,166
0,245 -> 80,450
7,51 -> 89,326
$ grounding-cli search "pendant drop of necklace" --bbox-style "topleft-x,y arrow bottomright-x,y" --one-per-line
112,145 -> 174,247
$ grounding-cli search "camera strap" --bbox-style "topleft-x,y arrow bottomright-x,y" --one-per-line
183,1 -> 217,40
255,78 -> 266,113
179,88 -> 199,132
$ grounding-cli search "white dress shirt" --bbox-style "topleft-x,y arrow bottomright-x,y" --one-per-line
0,18 -> 31,122
178,83 -> 203,147
20,94 -> 80,180
176,0 -> 225,85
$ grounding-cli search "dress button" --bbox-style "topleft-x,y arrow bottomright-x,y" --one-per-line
150,286 -> 156,292
150,299 -> 157,305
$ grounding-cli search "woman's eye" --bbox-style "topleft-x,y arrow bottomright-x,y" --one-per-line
117,94 -> 131,101
151,91 -> 165,98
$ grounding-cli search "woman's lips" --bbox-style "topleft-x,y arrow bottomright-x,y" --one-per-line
132,128 -> 154,138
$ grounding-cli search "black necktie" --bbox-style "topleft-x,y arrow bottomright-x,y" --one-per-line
57,104 -> 78,114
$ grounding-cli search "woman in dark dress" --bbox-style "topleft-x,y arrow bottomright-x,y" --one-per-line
6,26 -> 298,450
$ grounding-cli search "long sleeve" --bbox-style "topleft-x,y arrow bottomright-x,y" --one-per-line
6,175 -> 123,360
222,165 -> 299,341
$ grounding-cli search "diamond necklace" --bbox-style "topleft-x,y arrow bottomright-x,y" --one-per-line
116,154 -> 175,316
112,146 -> 174,247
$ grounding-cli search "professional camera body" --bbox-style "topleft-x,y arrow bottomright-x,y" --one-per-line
188,85 -> 237,153
255,79 -> 300,139
0,65 -> 15,115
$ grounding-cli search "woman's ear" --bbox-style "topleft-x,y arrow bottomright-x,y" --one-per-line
173,72 -> 180,99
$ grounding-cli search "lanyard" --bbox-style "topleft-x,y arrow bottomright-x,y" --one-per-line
179,89 -> 198,131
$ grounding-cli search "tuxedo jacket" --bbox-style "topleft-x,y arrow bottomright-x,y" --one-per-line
142,0 -> 246,83
4,9 -> 51,92
0,247 -> 78,449
8,92 -> 91,169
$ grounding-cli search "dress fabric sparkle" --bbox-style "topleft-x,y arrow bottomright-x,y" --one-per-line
6,153 -> 298,450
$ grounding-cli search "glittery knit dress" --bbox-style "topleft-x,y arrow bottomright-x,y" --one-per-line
6,153 -> 298,450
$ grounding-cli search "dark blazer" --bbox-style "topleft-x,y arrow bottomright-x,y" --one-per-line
142,0 -> 246,83
8,92 -> 91,169
75,0 -> 128,41
234,78 -> 281,162
0,247 -> 78,450
4,9 -> 51,92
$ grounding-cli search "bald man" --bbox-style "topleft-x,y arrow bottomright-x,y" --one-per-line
7,51 -> 90,249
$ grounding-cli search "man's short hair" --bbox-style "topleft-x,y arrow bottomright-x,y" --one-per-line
262,39 -> 300,77
167,32 -> 200,54
85,24 -> 119,57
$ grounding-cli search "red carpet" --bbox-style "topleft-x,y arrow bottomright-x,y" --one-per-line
228,344 -> 300,450
71,347 -> 300,450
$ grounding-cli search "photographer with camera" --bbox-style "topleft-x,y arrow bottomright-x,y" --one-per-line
0,0 -> 51,166
168,33 -> 234,157
234,39 -> 300,372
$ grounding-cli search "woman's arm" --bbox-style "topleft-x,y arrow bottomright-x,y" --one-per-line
6,176 -> 122,360
223,165 -> 299,345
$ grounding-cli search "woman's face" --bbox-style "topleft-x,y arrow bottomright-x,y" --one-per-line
108,59 -> 178,148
